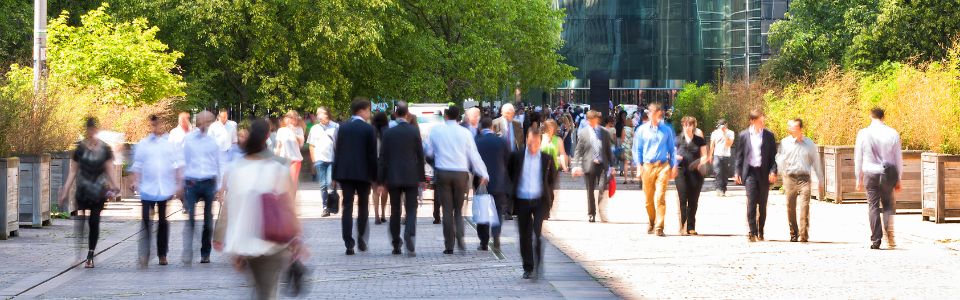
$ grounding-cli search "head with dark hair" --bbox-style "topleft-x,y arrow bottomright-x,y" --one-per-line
870,107 -> 885,120
373,112 -> 389,136
148,114 -> 165,136
244,119 -> 270,155
395,101 -> 409,118
84,117 -> 99,140
444,105 -> 462,121
218,109 -> 229,124
526,125 -> 542,154
480,117 -> 493,129
350,97 -> 372,119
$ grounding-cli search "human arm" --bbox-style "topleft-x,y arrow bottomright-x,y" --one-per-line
733,132 -> 744,185
854,131 -> 864,191
894,135 -> 903,192
558,136 -> 569,172
466,133 -> 489,184
570,129 -> 585,176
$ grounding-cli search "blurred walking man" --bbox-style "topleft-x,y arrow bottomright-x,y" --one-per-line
855,108 -> 902,250
378,102 -> 426,256
131,115 -> 183,267
709,119 -> 735,196
308,106 -> 339,217
181,111 -> 223,263
508,127 -> 557,280
631,103 -> 678,236
571,110 -> 613,223
333,99 -> 378,255
475,117 -> 511,250
493,103 -> 524,152
169,112 -> 192,149
426,106 -> 489,254
734,109 -> 778,242
775,119 -> 823,243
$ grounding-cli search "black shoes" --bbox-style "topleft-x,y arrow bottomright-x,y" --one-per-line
358,241 -> 368,252
392,248 -> 402,255
870,243 -> 881,250
478,245 -> 489,251
588,215 -> 596,223
493,237 -> 501,250
200,256 -> 211,264
443,250 -> 454,255
790,236 -> 799,242
433,218 -> 441,224
346,249 -> 356,255
321,210 -> 331,217
758,234 -> 765,241
522,271 -> 533,279
159,256 -> 168,266
375,218 -> 382,225
381,217 -> 387,223
505,215 -> 514,221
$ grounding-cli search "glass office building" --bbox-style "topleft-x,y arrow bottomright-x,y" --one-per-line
551,0 -> 790,105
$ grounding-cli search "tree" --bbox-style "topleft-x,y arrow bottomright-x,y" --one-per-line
845,0 -> 960,70
368,0 -> 573,103
0,0 -> 32,72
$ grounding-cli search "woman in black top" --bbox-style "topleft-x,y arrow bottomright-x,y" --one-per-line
58,117 -> 120,268
372,112 -> 390,224
675,116 -> 709,236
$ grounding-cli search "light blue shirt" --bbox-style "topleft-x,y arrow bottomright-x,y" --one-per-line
183,130 -> 224,187
131,134 -> 183,201
516,151 -> 543,200
632,121 -> 678,167
426,120 -> 489,178
504,121 -> 515,150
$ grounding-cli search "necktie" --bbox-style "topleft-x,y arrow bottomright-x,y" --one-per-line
593,128 -> 602,163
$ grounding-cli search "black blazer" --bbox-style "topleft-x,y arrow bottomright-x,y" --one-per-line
332,118 -> 377,182
733,128 -> 778,179
475,131 -> 511,195
378,122 -> 426,187
507,149 -> 558,214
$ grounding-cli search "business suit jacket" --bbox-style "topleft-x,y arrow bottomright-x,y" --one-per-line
378,121 -> 426,187
332,118 -> 378,182
733,128 -> 779,179
475,131 -> 511,195
572,126 -> 613,174
492,117 -> 524,152
507,149 -> 558,214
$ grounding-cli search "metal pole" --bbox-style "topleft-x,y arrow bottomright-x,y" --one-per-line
744,0 -> 750,84
33,0 -> 47,94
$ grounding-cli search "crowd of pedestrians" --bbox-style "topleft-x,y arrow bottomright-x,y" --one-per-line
56,96 -> 905,298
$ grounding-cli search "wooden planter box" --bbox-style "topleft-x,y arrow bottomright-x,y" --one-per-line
18,154 -> 52,227
896,150 -> 924,212
823,146 -> 864,203
49,152 -> 74,213
811,146 -> 826,200
921,153 -> 960,223
1,158 -> 19,239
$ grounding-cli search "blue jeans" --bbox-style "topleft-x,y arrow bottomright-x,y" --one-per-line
315,161 -> 334,210
183,179 -> 216,260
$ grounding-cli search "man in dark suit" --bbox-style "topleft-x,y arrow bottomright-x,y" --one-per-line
378,102 -> 426,256
571,110 -> 614,223
474,116 -> 511,251
492,103 -> 525,152
733,109 -> 779,242
508,126 -> 558,280
332,98 -> 378,255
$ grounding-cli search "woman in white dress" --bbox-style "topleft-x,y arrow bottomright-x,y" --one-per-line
275,111 -> 305,193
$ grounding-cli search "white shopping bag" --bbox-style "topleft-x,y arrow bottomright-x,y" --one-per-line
472,185 -> 499,226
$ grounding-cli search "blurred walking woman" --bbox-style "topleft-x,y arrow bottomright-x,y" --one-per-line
275,111 -> 305,193
215,119 -> 303,300
58,117 -> 120,268
675,116 -> 708,236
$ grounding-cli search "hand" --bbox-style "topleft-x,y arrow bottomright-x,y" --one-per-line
894,182 -> 902,193
768,173 -> 777,185
734,174 -> 742,185
670,168 -> 678,179
377,185 -> 387,195
856,180 -> 863,192
479,177 -> 489,186
231,256 -> 246,272
213,241 -> 224,252
571,168 -> 584,177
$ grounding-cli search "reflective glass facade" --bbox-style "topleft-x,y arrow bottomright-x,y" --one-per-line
552,0 -> 790,104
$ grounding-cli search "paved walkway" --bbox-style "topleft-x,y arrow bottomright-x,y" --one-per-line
547,174 -> 960,299
0,179 -> 614,299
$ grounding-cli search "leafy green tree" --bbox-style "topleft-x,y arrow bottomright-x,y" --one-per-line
0,0 -> 32,72
845,0 -> 960,70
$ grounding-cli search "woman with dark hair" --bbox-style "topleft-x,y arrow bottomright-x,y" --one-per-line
371,112 -> 390,224
58,117 -> 120,268
675,116 -> 708,236
215,118 -> 304,300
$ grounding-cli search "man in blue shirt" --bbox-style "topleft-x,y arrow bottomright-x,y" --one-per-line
632,102 -> 678,237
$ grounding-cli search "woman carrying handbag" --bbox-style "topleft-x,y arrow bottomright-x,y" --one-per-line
215,119 -> 306,300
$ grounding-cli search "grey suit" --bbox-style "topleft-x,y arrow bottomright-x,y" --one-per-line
572,126 -> 614,218
492,117 -> 524,152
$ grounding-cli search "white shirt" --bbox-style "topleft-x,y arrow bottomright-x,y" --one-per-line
776,136 -> 824,181
748,126 -> 764,167
183,130 -> 223,184
307,121 -> 338,163
131,134 -> 183,201
222,158 -> 288,257
208,121 -> 232,152
516,151 -> 543,200
275,127 -> 304,162
168,126 -> 192,149
855,119 -> 903,180
426,120 -> 489,178
710,128 -> 735,157
224,120 -> 238,144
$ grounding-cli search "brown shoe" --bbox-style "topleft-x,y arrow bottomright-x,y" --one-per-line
656,229 -> 665,237
647,226 -> 655,235
687,230 -> 698,236
159,256 -> 168,266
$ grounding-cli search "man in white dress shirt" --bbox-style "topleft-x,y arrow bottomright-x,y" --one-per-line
168,112 -> 193,149
131,114 -> 183,267
181,111 -> 223,264
854,108 -> 902,250
426,106 -> 489,254
208,109 -> 236,152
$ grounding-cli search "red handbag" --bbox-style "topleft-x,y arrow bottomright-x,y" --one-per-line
608,175 -> 617,198
261,191 -> 297,243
